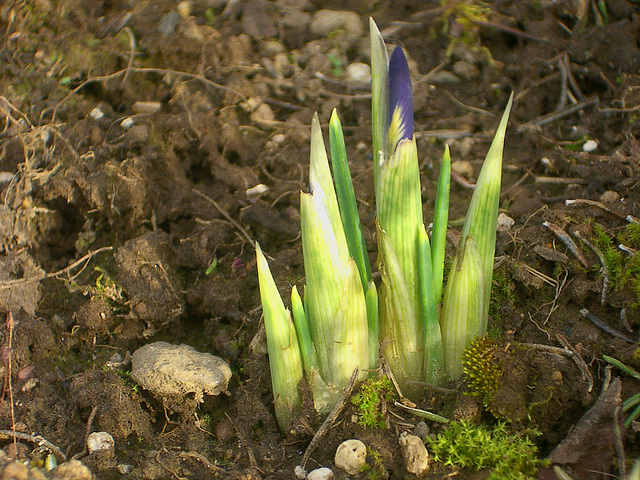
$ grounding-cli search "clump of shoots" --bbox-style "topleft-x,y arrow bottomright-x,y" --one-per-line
256,18 -> 512,428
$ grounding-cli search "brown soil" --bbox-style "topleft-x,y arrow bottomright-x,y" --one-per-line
1,0 -> 640,479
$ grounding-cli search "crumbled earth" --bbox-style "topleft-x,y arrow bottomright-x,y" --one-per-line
1,0 -> 640,479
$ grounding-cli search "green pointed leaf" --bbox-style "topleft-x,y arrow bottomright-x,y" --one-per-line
432,145 -> 451,303
291,285 -> 319,374
255,243 -> 303,430
460,94 -> 513,313
378,226 -> 424,396
329,109 -> 371,291
440,236 -> 485,381
366,280 -> 379,370
370,18 -> 389,199
419,226 -> 443,385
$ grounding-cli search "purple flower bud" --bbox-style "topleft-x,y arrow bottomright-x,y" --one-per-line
388,47 -> 413,147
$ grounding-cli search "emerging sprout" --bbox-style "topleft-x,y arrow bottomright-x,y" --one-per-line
256,18 -> 513,428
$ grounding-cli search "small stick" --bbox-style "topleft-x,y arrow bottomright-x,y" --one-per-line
619,244 -> 637,256
573,230 -> 610,305
519,97 -> 599,131
193,189 -> 255,248
71,405 -> 99,460
443,90 -> 494,116
300,368 -> 359,471
543,221 -> 589,268
565,198 -> 627,220
4,311 -> 16,457
0,430 -> 67,462
0,246 -> 113,292
392,401 -> 449,424
225,413 -> 261,476
450,169 -> 475,190
471,18 -> 547,43
556,333 -> 594,393
535,177 -> 588,185
519,343 -> 574,357
580,308 -> 634,344
179,451 -> 228,475
614,406 -> 627,478
119,27 -> 136,87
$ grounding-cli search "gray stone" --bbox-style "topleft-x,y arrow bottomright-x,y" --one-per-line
131,342 -> 232,403
453,60 -> 480,81
600,190 -> 620,203
428,71 -> 461,86
413,421 -> 429,441
310,10 -> 362,48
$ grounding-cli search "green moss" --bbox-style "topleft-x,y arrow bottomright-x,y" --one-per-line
351,377 -> 393,429
489,267 -> 515,323
462,336 -> 502,407
426,420 -> 548,479
360,448 -> 387,480
592,224 -> 640,306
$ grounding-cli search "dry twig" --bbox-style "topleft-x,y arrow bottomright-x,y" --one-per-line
556,333 -> 594,393
71,405 -> 99,461
193,189 -> 255,249
0,430 -> 67,462
300,368 -> 359,471
0,246 -> 113,292
543,222 -> 589,268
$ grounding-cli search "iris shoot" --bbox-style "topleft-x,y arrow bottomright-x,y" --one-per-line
256,18 -> 513,429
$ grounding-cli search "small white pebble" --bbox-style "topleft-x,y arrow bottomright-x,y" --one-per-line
87,431 -> 115,454
335,439 -> 367,475
246,184 -> 268,199
540,157 -> 554,170
90,107 -> 104,121
583,139 -> 597,152
121,117 -> 135,129
294,465 -> 307,479
177,0 -> 192,18
497,213 -> 515,232
132,101 -> 161,115
271,133 -> 286,145
0,172 -> 15,183
346,62 -> 371,85
117,464 -> 134,475
307,467 -> 334,480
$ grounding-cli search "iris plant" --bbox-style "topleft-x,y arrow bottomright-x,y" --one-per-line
256,18 -> 513,429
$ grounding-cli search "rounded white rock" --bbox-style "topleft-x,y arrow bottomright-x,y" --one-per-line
307,467 -> 334,480
87,431 -> 115,454
335,439 -> 367,475
131,342 -> 232,403
583,140 -> 597,152
497,212 -> 515,232
346,63 -> 371,85
90,108 -> 104,121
